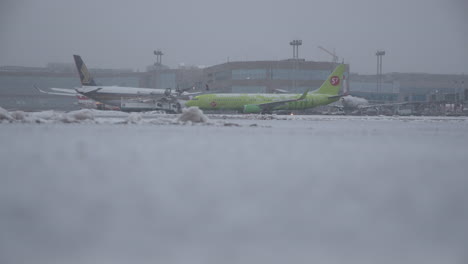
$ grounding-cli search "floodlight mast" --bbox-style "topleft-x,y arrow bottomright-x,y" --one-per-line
376,50 -> 385,92
154,50 -> 164,65
290,40 -> 302,59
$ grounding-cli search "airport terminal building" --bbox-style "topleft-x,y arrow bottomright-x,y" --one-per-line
349,72 -> 467,104
202,59 -> 348,93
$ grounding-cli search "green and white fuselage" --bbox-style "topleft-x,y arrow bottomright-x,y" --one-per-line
185,92 -> 339,113
185,64 -> 346,113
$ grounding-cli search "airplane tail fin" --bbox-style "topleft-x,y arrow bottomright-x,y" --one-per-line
73,55 -> 96,86
314,64 -> 346,95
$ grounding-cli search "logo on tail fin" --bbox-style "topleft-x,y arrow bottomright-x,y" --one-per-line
73,55 -> 96,86
80,64 -> 92,85
330,76 -> 340,86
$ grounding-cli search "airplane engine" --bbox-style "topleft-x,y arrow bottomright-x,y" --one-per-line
341,95 -> 368,108
243,104 -> 262,114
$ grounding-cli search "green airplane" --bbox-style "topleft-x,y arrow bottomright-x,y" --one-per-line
185,64 -> 347,113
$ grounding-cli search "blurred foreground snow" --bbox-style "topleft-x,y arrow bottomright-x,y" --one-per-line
1,109 -> 468,264
0,106 -> 211,126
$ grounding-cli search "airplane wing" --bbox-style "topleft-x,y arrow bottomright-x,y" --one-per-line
331,105 -> 344,109
179,91 -> 205,96
51,88 -> 78,94
357,102 -> 410,109
252,87 -> 311,112
176,89 -> 223,100
274,89 -> 289,94
328,92 -> 349,100
33,85 -> 77,96
76,87 -> 103,95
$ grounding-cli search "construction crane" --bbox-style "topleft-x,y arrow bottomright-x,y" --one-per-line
318,46 -> 338,64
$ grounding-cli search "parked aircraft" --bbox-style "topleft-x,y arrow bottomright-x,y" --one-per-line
34,85 -> 118,110
35,55 -> 195,111
185,64 -> 347,113
75,55 -> 181,105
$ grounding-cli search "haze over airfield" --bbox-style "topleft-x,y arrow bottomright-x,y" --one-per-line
0,0 -> 467,74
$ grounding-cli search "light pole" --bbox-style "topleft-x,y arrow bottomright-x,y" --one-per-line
376,50 -> 385,93
290,40 -> 302,59
289,40 -> 302,91
154,50 -> 164,65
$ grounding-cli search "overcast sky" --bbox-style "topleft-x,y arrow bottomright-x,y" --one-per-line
0,0 -> 467,74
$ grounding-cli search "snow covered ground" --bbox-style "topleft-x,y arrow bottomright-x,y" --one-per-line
1,107 -> 468,264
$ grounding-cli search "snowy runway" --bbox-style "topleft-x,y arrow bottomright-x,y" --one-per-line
1,109 -> 468,264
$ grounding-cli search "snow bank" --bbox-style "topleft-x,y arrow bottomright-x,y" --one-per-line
0,108 -> 94,124
177,107 -> 209,123
10,111 -> 27,121
0,106 -> 13,121
125,112 -> 143,124
0,106 -> 214,126
60,109 -> 95,123
2,106 -> 465,127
